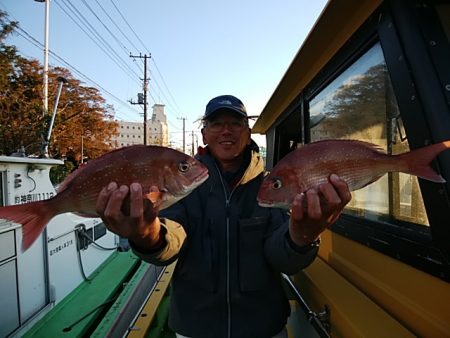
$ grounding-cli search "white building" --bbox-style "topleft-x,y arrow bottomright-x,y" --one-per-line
150,104 -> 169,146
113,104 -> 169,147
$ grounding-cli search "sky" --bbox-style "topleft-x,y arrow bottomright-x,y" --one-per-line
1,0 -> 328,149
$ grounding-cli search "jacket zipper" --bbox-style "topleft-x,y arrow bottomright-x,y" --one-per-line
225,200 -> 231,338
214,162 -> 239,338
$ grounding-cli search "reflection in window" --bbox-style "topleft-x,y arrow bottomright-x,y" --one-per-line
309,43 -> 429,226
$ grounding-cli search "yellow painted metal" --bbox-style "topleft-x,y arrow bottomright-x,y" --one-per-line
295,258 -> 414,338
252,0 -> 382,134
251,0 -> 450,335
127,262 -> 175,338
293,230 -> 450,337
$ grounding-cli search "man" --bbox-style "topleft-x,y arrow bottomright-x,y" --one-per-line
96,95 -> 351,338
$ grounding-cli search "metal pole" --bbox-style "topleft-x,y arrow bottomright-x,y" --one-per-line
44,0 -> 49,115
178,117 -> 186,153
42,77 -> 67,157
44,0 -> 50,113
143,54 -> 148,145
281,273 -> 331,338
129,53 -> 151,145
34,0 -> 49,116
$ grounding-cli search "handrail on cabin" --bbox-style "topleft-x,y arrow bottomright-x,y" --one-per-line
281,273 -> 331,338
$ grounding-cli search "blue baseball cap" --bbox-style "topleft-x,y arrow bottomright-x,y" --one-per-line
203,95 -> 248,120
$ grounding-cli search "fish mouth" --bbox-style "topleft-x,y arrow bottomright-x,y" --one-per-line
257,197 -> 274,208
257,201 -> 273,208
257,198 -> 290,210
194,169 -> 209,185
176,170 -> 209,196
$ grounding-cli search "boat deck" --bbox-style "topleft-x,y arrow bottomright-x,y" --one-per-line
23,251 -> 141,338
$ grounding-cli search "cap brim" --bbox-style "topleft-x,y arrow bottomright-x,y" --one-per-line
203,106 -> 248,120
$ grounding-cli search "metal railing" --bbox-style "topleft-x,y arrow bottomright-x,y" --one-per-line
281,273 -> 331,338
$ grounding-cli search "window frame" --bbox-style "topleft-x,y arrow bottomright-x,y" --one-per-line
295,2 -> 450,281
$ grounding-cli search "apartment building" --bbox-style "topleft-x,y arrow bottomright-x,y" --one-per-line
113,104 -> 169,147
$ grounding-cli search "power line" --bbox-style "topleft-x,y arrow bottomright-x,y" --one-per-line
80,0 -> 142,74
109,0 -> 183,118
151,57 -> 184,116
13,25 -> 142,121
3,1 -> 183,125
81,0 -> 130,53
93,0 -> 141,55
55,0 -> 141,84
62,0 -> 161,110
110,0 -> 148,56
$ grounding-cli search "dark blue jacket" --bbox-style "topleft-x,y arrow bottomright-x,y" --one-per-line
133,144 -> 318,338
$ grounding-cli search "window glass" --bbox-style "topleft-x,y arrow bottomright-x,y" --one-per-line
436,4 -> 450,43
309,43 -> 429,226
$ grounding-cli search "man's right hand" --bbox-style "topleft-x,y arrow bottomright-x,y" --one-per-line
96,182 -> 162,252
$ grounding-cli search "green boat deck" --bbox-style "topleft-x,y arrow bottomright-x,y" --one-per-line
24,251 -> 141,338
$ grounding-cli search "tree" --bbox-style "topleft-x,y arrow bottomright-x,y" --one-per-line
0,11 -> 44,155
313,64 -> 389,139
0,10 -> 119,162
43,66 -> 119,161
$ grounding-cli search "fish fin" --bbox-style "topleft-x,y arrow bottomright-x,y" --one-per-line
145,191 -> 163,205
398,140 -> 450,183
0,201 -> 54,251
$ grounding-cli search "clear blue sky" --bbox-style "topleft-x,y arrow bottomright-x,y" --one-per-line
1,0 -> 327,148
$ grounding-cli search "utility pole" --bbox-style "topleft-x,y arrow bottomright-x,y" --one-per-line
191,130 -> 195,156
178,117 -> 186,153
129,53 -> 151,145
191,131 -> 199,156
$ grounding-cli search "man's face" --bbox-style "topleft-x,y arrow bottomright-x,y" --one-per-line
202,110 -> 251,164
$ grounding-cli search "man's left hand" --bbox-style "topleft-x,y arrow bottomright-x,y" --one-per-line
289,174 -> 352,247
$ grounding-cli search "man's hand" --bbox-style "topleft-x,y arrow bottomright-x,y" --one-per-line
289,174 -> 351,247
96,182 -> 162,252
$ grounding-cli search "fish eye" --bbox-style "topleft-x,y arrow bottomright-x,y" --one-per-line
178,161 -> 190,172
272,178 -> 282,189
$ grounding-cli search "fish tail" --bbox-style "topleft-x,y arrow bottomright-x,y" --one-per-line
397,140 -> 450,183
0,200 -> 56,251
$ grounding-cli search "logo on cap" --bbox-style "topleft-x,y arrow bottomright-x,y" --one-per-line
218,100 -> 232,105
203,94 -> 247,120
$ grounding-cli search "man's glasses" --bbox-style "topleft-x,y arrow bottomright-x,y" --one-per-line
205,119 -> 248,133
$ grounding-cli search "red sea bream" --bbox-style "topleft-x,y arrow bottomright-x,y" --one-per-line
0,145 -> 209,250
257,139 -> 450,209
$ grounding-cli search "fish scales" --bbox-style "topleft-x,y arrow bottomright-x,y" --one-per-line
0,145 -> 209,251
257,139 -> 450,209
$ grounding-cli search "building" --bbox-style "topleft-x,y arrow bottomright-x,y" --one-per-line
113,104 -> 169,147
150,103 -> 169,146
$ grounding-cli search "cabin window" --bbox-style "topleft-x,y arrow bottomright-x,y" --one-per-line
309,43 -> 429,226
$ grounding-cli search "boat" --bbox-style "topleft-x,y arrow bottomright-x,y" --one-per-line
0,154 -> 173,338
0,79 -> 171,338
3,0 -> 450,337
253,0 -> 450,336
